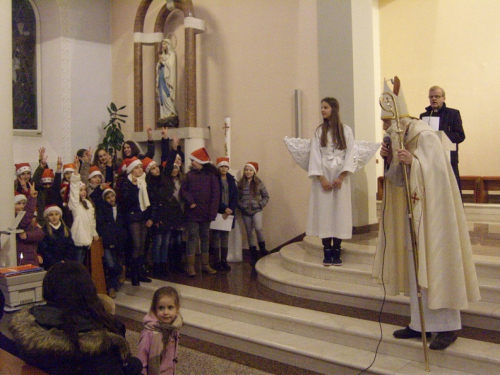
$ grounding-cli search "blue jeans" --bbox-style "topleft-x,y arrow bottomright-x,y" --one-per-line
74,245 -> 90,264
151,230 -> 171,263
103,247 -> 122,290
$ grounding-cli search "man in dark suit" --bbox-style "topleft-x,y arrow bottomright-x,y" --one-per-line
420,86 -> 465,192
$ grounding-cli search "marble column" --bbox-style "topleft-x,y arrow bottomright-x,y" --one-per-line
317,0 -> 380,229
0,1 -> 16,266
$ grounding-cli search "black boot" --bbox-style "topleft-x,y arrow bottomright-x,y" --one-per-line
249,246 -> 258,266
211,247 -> 223,270
258,241 -> 269,256
220,247 -> 231,270
323,248 -> 333,266
138,256 -> 152,283
332,247 -> 342,266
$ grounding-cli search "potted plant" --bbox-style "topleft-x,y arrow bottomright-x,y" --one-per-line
98,102 -> 126,162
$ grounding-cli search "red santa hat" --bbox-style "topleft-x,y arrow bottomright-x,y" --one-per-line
14,191 -> 27,204
43,204 -> 63,218
216,157 -> 230,169
189,148 -> 211,164
123,157 -> 142,174
88,166 -> 102,179
142,157 -> 157,174
63,163 -> 75,175
245,161 -> 259,174
41,169 -> 55,184
15,163 -> 32,176
102,187 -> 116,200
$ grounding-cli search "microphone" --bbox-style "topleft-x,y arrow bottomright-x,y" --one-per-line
382,134 -> 391,160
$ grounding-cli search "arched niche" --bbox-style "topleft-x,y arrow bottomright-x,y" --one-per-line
133,0 -> 204,132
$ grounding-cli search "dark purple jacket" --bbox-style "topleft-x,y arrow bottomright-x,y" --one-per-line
180,168 -> 220,222
17,195 -> 44,266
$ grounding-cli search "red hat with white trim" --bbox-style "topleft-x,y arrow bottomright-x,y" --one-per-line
102,187 -> 116,200
41,169 -> 55,184
123,157 -> 142,174
15,163 -> 31,176
63,163 -> 75,175
142,157 -> 157,174
14,191 -> 27,204
88,166 -> 103,179
189,148 -> 211,164
43,204 -> 63,218
245,161 -> 259,174
216,157 -> 229,169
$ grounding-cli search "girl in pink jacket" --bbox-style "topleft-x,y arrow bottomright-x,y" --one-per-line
137,287 -> 183,375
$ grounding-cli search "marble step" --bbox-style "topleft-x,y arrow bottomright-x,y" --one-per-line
114,280 -> 500,375
303,236 -> 500,283
257,251 -> 500,332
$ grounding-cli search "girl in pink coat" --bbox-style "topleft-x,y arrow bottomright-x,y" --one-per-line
137,287 -> 183,375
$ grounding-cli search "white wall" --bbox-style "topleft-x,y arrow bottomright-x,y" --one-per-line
12,0 -> 112,168
379,0 -> 500,177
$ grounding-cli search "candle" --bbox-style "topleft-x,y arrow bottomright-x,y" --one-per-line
224,116 -> 231,159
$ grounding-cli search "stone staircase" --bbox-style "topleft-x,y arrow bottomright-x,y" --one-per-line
115,276 -> 500,375
114,204 -> 500,374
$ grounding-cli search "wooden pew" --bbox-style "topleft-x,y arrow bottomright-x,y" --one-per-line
480,176 -> 500,203
460,176 -> 481,203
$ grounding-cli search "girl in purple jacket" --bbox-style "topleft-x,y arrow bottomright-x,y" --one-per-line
137,286 -> 183,375
15,182 -> 44,266
180,148 -> 220,276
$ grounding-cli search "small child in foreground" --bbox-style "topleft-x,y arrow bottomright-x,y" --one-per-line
137,286 -> 183,375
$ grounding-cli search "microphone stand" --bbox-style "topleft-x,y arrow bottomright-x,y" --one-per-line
379,92 -> 431,372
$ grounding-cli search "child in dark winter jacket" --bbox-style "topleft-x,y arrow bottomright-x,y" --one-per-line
38,205 -> 74,270
180,147 -> 220,277
121,157 -> 152,286
210,157 -> 238,271
96,188 -> 126,299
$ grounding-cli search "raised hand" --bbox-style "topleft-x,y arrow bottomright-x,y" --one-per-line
56,157 -> 62,173
172,134 -> 180,149
28,182 -> 38,198
74,155 -> 81,174
38,147 -> 45,162
146,126 -> 153,141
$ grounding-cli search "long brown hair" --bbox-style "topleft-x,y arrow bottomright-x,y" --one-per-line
237,171 -> 262,196
317,97 -> 346,149
45,217 -> 70,238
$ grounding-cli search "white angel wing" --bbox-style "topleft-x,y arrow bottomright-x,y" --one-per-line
284,136 -> 311,172
284,136 -> 379,173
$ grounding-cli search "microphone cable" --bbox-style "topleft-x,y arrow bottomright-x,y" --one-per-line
356,148 -> 390,375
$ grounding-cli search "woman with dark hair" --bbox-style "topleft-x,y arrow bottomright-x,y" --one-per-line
93,146 -> 115,184
121,126 -> 155,161
9,261 -> 142,375
306,97 -> 355,267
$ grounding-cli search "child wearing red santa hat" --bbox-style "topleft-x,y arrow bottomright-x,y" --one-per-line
180,148 -> 220,276
237,161 -> 270,265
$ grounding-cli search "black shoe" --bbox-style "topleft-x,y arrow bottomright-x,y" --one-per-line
332,248 -> 342,266
323,248 -> 333,266
429,331 -> 457,350
393,326 -> 432,339
138,275 -> 152,283
221,260 -> 232,271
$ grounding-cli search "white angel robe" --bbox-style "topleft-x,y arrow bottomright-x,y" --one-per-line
306,124 -> 355,239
